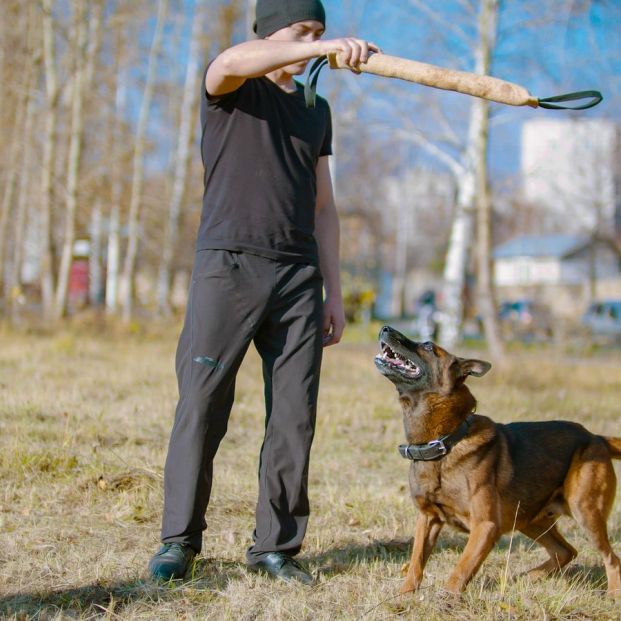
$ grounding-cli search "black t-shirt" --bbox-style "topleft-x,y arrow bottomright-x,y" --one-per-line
197,71 -> 333,264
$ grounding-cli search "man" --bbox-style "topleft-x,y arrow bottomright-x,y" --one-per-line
149,0 -> 379,585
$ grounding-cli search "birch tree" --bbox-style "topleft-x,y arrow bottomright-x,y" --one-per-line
0,107 -> 23,298
0,8 -> 30,298
121,0 -> 169,323
84,0 -> 105,307
474,0 -> 504,359
439,0 -> 502,350
53,0 -> 90,320
9,8 -> 39,323
105,26 -> 128,316
40,0 -> 60,321
156,0 -> 205,315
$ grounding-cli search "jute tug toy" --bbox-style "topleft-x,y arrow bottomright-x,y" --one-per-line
305,52 -> 603,110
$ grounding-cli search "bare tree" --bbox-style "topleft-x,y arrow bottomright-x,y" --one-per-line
0,7 -> 30,300
120,0 -> 169,323
474,0 -> 504,359
438,0 -> 503,349
53,0 -> 90,320
39,0 -> 60,321
9,7 -> 40,324
156,0 -> 205,316
84,0 -> 105,307
105,22 -> 128,316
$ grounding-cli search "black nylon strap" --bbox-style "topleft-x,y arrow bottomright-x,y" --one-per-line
399,415 -> 473,462
538,90 -> 603,110
305,56 -> 329,108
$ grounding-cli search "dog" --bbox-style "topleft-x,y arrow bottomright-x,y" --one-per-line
375,326 -> 621,598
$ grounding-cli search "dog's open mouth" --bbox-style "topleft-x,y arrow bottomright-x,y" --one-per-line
375,342 -> 422,378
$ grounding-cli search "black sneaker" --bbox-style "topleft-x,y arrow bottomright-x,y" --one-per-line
148,543 -> 196,581
248,552 -> 314,585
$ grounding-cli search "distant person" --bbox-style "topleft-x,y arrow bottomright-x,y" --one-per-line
148,0 -> 379,585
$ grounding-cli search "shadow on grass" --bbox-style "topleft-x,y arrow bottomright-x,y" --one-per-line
305,534 -> 612,595
0,559 -> 245,619
305,534 -> 472,578
309,530 -> 529,566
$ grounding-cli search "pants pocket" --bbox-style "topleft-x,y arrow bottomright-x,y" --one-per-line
192,250 -> 240,281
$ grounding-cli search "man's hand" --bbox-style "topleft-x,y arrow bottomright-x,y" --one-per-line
319,37 -> 381,71
322,297 -> 346,347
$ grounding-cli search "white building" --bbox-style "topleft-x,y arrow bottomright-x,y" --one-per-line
521,119 -> 619,233
494,234 -> 620,287
493,233 -> 621,316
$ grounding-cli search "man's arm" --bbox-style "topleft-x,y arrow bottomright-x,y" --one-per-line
315,156 -> 345,347
206,37 -> 377,97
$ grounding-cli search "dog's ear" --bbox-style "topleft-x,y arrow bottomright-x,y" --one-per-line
457,357 -> 491,378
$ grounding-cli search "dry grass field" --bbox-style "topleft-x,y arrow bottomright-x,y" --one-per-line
0,321 -> 620,620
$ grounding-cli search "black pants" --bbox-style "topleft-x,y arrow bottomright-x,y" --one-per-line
161,250 -> 324,562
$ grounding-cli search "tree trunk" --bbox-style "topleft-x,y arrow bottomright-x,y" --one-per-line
121,0 -> 169,323
84,0 -> 103,91
53,0 -> 89,321
89,199 -> 104,306
40,0 -> 59,322
157,0 -> 203,316
105,30 -> 127,316
438,0 -> 499,350
0,107 -> 24,302
393,194 -> 411,318
10,41 -> 38,324
0,8 -> 30,301
474,0 -> 505,360
84,0 -> 104,309
439,140 -> 477,348
106,202 -> 121,314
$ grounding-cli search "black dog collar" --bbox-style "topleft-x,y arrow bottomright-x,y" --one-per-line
399,415 -> 473,461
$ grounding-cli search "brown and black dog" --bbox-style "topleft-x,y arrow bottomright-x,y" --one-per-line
375,326 -> 621,598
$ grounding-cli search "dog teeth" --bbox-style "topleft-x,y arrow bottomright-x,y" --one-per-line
379,343 -> 420,377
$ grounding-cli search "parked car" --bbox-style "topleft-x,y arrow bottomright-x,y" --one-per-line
498,299 -> 554,341
581,300 -> 621,340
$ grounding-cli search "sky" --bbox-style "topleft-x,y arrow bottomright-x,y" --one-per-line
315,0 -> 621,178
149,0 -> 620,181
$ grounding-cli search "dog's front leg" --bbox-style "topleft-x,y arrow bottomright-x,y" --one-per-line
445,494 -> 500,594
401,512 -> 443,594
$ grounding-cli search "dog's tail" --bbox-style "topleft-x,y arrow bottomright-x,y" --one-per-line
603,436 -> 621,459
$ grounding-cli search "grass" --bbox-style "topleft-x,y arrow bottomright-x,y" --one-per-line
0,321 -> 620,620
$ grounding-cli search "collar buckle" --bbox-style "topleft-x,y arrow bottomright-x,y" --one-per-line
426,439 -> 448,457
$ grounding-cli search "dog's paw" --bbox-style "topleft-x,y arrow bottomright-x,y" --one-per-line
399,581 -> 418,595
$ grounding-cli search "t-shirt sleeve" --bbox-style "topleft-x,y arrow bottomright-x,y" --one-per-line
203,61 -> 240,109
320,102 -> 333,157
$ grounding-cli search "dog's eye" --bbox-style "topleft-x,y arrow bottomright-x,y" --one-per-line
422,342 -> 434,352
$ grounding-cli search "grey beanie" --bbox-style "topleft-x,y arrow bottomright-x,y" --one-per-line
253,0 -> 326,38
